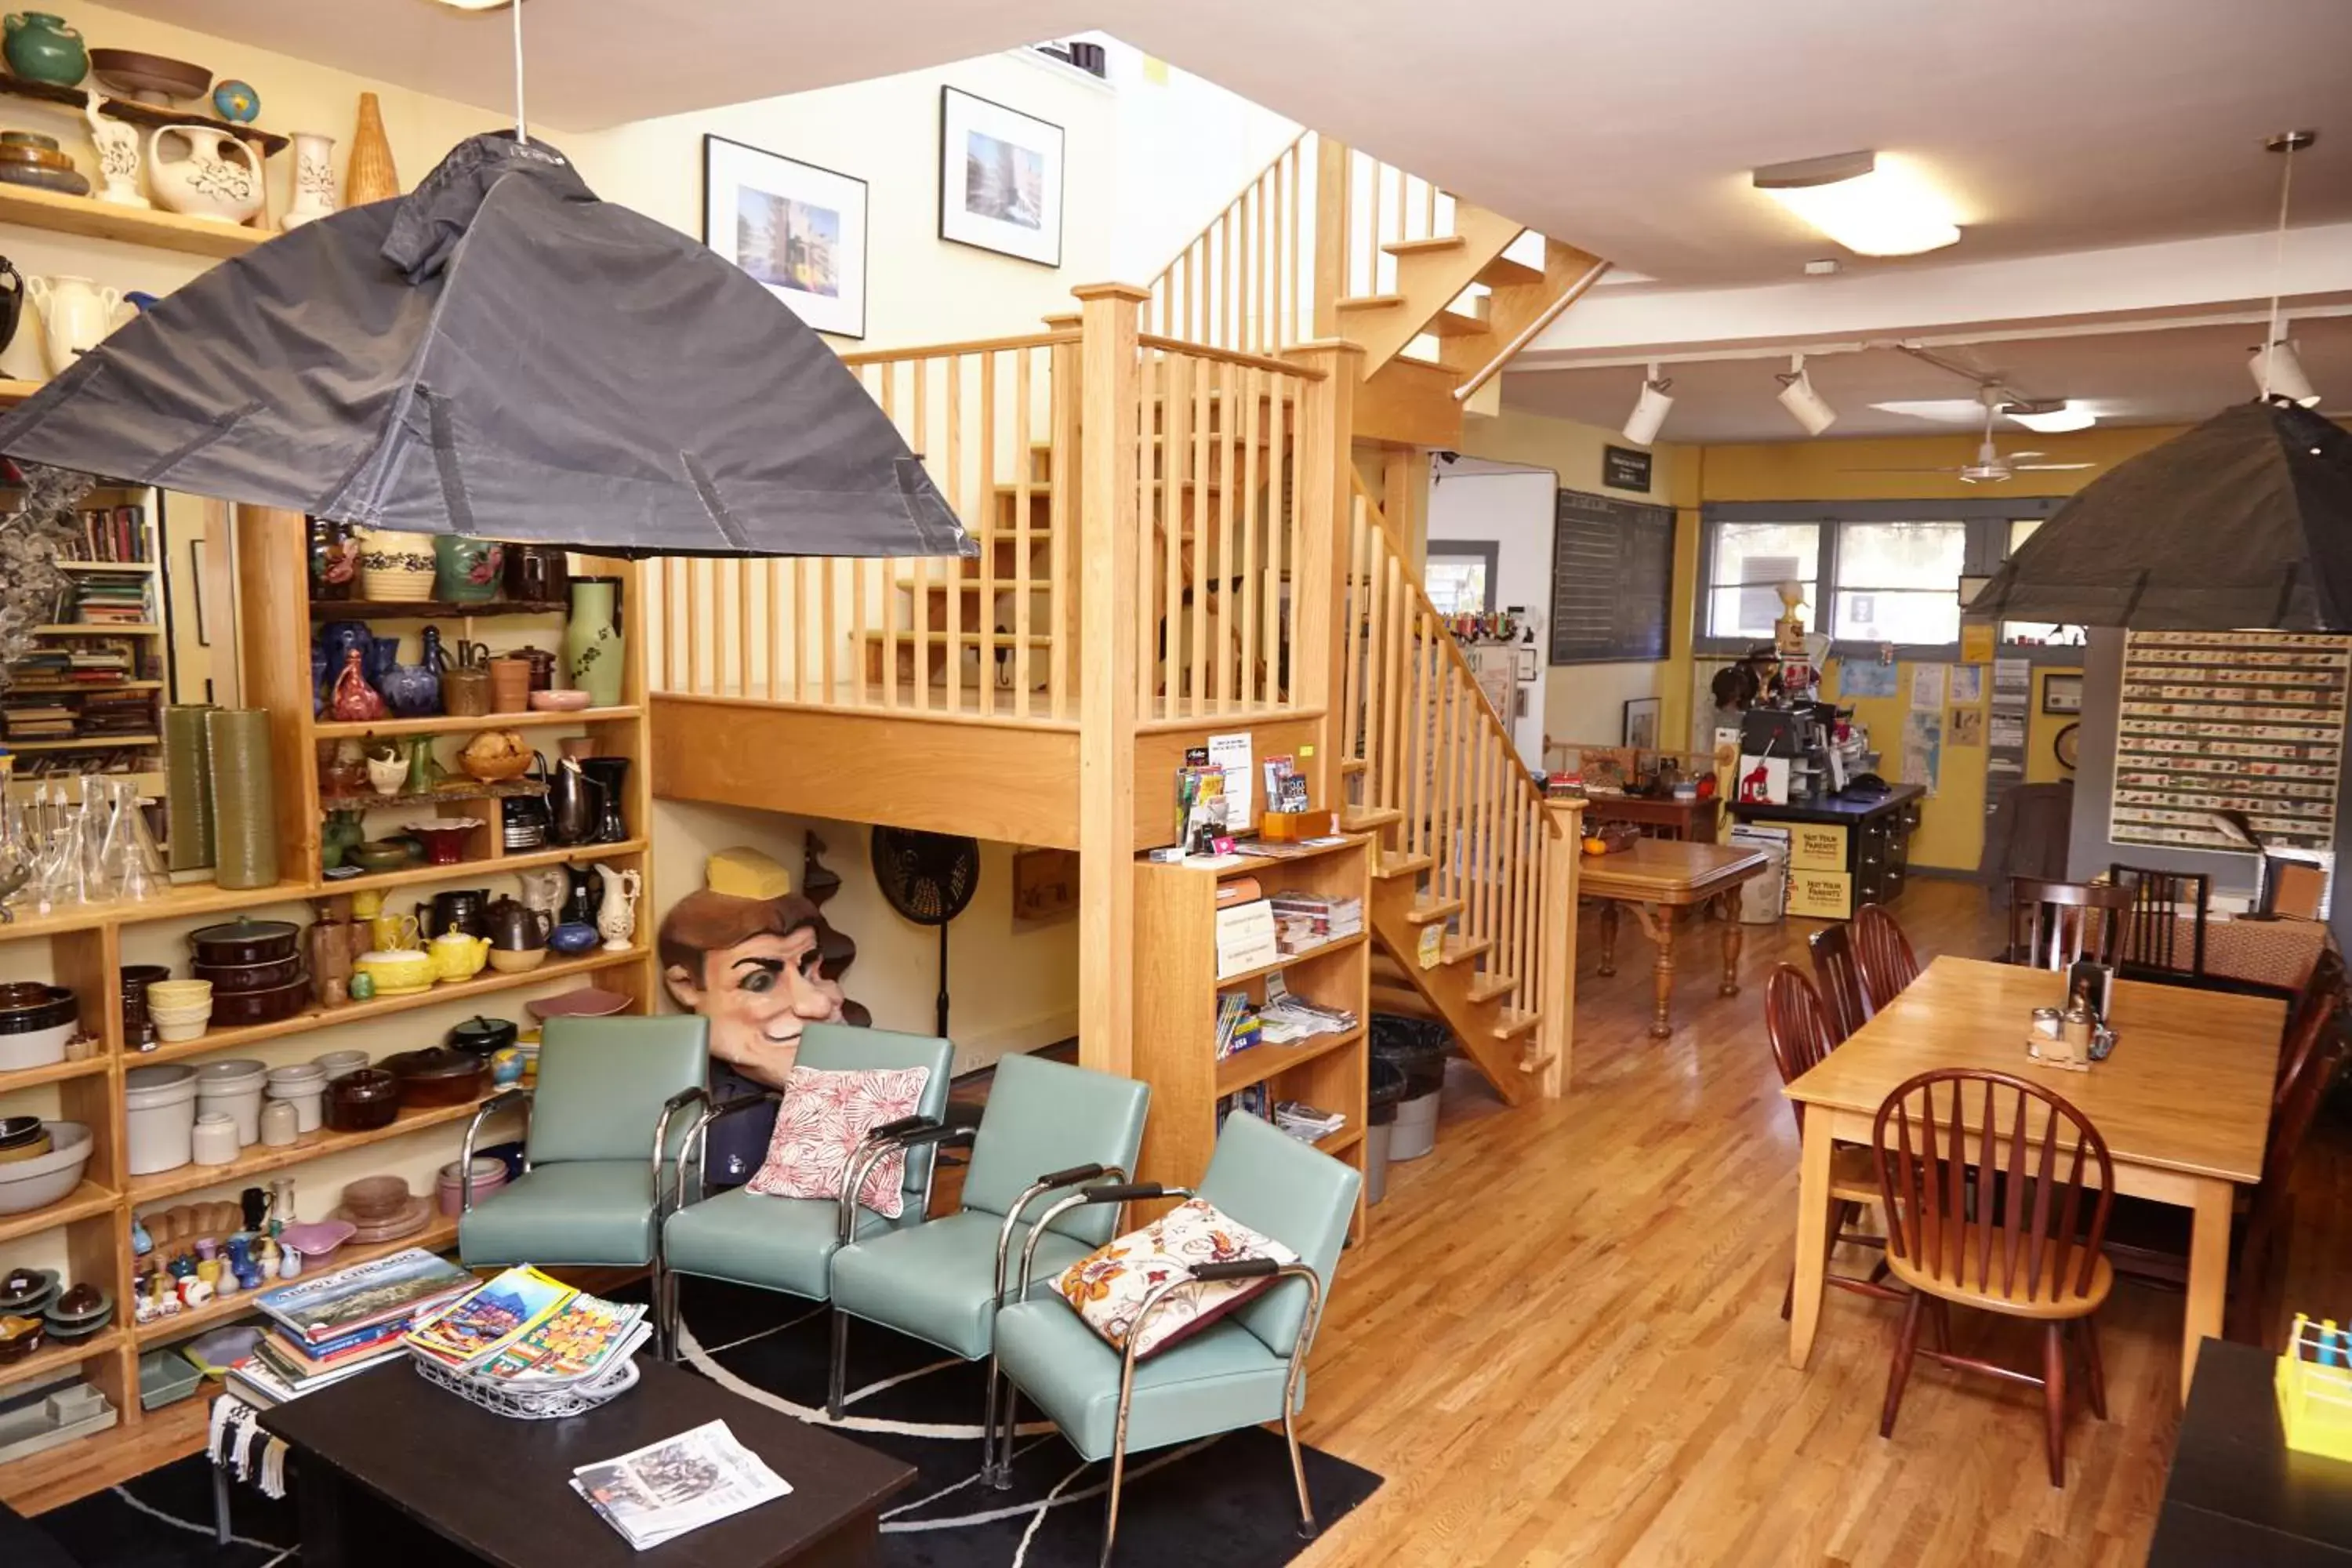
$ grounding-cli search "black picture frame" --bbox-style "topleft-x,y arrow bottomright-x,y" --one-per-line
938,85 -> 1065,268
700,133 -> 869,341
1622,696 -> 1661,750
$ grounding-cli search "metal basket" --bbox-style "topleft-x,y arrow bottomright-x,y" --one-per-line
410,1349 -> 641,1421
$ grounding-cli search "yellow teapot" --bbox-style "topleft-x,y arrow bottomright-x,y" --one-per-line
426,929 -> 491,984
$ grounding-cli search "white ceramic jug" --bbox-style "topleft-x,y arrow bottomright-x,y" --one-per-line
594,865 -> 641,951
26,274 -> 119,376
146,124 -> 262,224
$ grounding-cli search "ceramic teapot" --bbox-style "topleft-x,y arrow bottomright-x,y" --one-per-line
24,274 -> 118,376
426,930 -> 490,984
484,896 -> 549,952
147,125 -> 263,224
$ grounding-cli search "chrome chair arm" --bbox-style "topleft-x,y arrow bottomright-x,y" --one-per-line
1016,1182 -> 1188,1295
652,1086 -> 711,1216
838,1120 -> 971,1243
1117,1258 -> 1325,1414
458,1089 -> 532,1215
993,1163 -> 1128,1305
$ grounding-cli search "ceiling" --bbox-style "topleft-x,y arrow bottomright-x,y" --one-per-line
1501,315 -> 2352,442
118,0 -> 2352,291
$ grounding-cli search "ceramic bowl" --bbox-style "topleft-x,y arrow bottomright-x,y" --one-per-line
0,1267 -> 53,1313
154,1017 -> 211,1044
528,689 -> 592,712
187,918 -> 300,967
349,840 -> 417,873
146,1001 -> 214,1025
0,1314 -> 42,1363
209,977 -> 311,1028
0,165 -> 88,196
0,1122 -> 92,1215
0,1114 -> 45,1148
546,923 -> 600,956
278,1218 -> 355,1258
485,947 -> 548,974
525,987 -> 628,1020
402,818 -> 485,866
89,49 -> 212,103
144,979 -> 214,1009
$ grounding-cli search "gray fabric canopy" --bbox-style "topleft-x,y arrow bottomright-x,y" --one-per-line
0,133 -> 971,560
1971,400 -> 2352,630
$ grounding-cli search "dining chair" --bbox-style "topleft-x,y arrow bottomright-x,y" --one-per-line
2005,878 -> 2134,971
2275,949 -> 2346,1109
1764,964 -> 1898,1317
1851,904 -> 1921,1012
1808,924 -> 1871,1041
1873,1069 -> 2114,1486
2109,863 -> 2210,978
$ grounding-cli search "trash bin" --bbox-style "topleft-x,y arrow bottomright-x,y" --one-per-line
1363,1057 -> 1407,1206
1729,824 -> 1790,924
1370,1014 -> 1450,1162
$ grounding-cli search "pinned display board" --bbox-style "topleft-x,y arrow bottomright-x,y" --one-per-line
2109,630 -> 2350,854
1548,488 -> 1674,665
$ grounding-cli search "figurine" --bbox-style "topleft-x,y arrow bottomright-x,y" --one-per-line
516,865 -> 568,923
594,864 -> 641,952
84,95 -> 148,209
129,1216 -> 152,1257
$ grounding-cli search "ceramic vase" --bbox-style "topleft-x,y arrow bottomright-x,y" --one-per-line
488,656 -> 532,714
359,530 -> 435,601
2,13 -> 85,85
83,96 -> 146,209
578,757 -> 630,843
26,274 -> 119,376
434,535 -> 503,603
379,658 -> 439,718
281,132 -> 337,230
308,517 -> 360,601
564,576 -> 624,707
346,92 -> 400,205
593,866 -> 641,951
326,648 -> 386,722
147,125 -> 263,225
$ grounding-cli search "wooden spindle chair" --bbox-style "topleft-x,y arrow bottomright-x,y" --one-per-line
1808,924 -> 1871,1041
1764,964 -> 1900,1318
2108,863 -> 2210,978
2005,878 -> 2134,971
2276,949 -> 2347,1110
1873,1069 -> 2114,1487
1851,903 -> 1921,1012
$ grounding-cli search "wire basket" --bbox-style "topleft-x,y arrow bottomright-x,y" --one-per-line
410,1348 -> 641,1421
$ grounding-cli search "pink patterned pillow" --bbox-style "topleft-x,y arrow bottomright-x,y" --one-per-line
746,1064 -> 931,1218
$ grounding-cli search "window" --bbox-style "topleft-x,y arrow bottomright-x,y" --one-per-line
1831,521 -> 1966,645
1704,521 -> 1820,642
1425,540 -> 1497,615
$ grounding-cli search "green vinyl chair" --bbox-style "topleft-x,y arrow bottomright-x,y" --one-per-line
653,1023 -> 957,1359
990,1111 -> 1361,1567
826,1051 -> 1149,1477
457,1014 -> 709,1353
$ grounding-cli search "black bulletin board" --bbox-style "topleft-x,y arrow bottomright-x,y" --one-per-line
1548,487 -> 1675,665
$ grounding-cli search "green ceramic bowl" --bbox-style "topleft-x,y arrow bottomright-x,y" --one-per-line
347,840 -> 413,874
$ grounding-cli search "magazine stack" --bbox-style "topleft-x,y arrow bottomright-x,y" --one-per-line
229,1248 -> 476,1407
402,1264 -> 652,1419
572,1419 -> 792,1550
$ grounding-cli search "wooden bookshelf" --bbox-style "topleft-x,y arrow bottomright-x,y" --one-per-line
1131,835 -> 1372,1240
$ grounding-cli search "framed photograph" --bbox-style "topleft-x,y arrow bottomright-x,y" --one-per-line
702,135 -> 868,340
1622,696 -> 1661,751
2042,673 -> 2085,714
939,86 -> 1064,267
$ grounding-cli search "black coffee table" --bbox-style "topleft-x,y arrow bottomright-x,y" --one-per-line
258,1357 -> 913,1567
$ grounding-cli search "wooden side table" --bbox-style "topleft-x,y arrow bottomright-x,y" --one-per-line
1579,840 -> 1770,1038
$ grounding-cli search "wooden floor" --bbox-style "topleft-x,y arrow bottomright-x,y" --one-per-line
1289,877 -> 2352,1567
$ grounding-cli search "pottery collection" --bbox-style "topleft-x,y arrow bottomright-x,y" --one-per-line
4,13 -> 85,85
281,130 -> 336,230
564,576 -> 625,706
148,124 -> 262,224
25,273 -> 118,376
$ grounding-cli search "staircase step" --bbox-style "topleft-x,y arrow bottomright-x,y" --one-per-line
1516,1049 -> 1556,1074
1476,252 -> 1545,289
1373,851 -> 1432,880
1334,293 -> 1407,314
1383,234 -> 1467,257
1441,935 -> 1493,967
1422,299 -> 1493,339
1340,757 -> 1367,776
1468,971 -> 1519,1004
1404,895 -> 1461,926
1370,984 -> 1440,1019
1341,806 -> 1402,832
1491,1007 -> 1543,1041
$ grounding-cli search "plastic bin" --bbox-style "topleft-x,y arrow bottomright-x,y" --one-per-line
1729,825 -> 1791,924
1371,1014 -> 1450,1162
1365,1058 -> 1407,1206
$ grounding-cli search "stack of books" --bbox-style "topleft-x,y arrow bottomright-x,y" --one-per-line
1269,891 -> 1362,954
67,575 -> 151,626
404,1264 -> 650,1385
1,699 -> 74,742
1258,991 -> 1357,1044
1272,1100 -> 1347,1143
1214,991 -> 1262,1061
68,503 -> 149,564
230,1248 -> 476,1406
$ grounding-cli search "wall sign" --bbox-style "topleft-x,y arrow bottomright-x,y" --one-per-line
1548,488 -> 1674,666
1602,444 -> 1653,493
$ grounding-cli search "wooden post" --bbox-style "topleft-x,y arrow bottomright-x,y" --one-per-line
1073,283 -> 1148,1075
1312,136 -> 1348,338
1283,339 -> 1364,817
232,506 -> 322,875
1537,797 -> 1584,1095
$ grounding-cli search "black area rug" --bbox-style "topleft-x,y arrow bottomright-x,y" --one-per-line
37,1276 -> 1380,1568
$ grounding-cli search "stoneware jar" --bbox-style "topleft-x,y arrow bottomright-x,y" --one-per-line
190,1112 -> 239,1167
434,535 -> 503,603
147,125 -> 263,225
2,13 -> 86,86
359,530 -> 436,601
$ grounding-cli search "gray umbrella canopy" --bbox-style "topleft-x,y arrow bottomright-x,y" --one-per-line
1971,401 -> 2352,630
0,133 -> 971,561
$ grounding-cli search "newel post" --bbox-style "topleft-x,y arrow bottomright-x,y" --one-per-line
1312,135 -> 1348,339
1537,797 -> 1585,1096
1073,283 -> 1148,1076
1282,339 -> 1363,815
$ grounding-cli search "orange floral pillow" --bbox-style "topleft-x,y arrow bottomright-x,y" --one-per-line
1054,1198 -> 1298,1359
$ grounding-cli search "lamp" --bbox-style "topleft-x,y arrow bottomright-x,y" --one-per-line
1774,355 -> 1838,436
2251,337 -> 2323,408
1752,150 -> 1961,257
1622,363 -> 1673,446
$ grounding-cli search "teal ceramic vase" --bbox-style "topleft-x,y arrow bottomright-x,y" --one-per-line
3,12 -> 85,86
433,534 -> 503,603
564,575 -> 623,707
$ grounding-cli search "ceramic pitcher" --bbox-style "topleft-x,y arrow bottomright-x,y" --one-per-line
26,274 -> 118,376
147,125 -> 263,225
594,866 -> 641,952
83,96 -> 146,209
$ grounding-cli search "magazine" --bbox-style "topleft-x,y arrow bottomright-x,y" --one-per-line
256,1247 -> 474,1345
474,1292 -> 650,1384
570,1420 -> 791,1550
404,1265 -> 576,1370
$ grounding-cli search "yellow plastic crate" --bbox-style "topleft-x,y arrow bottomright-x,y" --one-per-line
2276,1313 -> 2352,1463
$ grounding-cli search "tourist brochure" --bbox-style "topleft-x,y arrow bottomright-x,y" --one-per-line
474,1291 -> 650,1384
256,1247 -> 474,1345
404,1264 -> 575,1369
570,1420 -> 791,1551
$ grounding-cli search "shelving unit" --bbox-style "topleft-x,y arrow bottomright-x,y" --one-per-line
5,493 -> 166,801
1132,836 -> 1373,1240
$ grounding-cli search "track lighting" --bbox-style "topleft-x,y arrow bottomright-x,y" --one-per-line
1621,363 -> 1673,446
1774,355 -> 1838,436
2251,337 -> 2322,408
1752,150 -> 1962,257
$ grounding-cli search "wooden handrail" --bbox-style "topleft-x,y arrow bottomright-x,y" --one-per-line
837,329 -> 1077,366
1138,334 -> 1327,379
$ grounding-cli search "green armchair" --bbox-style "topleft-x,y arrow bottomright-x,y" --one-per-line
990,1111 -> 1360,1567
654,1022 -> 957,1359
826,1051 -> 1149,1472
456,1014 -> 710,1352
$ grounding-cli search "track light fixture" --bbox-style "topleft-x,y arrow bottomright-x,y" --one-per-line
2251,336 -> 2322,408
1774,355 -> 1838,436
1621,363 -> 1673,446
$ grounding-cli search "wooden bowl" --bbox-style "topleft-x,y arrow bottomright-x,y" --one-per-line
89,49 -> 212,104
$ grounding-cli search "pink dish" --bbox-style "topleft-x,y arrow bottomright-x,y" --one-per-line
525,986 -> 630,1020
278,1218 -> 357,1258
528,689 -> 592,712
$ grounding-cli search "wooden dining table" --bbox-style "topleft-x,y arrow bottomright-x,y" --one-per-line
1783,955 -> 2285,1403
1581,838 -> 1771,1038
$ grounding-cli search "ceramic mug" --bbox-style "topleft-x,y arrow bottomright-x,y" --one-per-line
368,912 -> 419,952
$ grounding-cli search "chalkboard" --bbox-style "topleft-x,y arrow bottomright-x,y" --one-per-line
1549,488 -> 1675,665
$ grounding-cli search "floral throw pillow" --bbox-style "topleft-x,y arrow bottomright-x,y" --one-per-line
1054,1197 -> 1299,1359
746,1064 -> 930,1219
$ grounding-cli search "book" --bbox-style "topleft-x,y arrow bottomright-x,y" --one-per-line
571,1420 -> 791,1551
256,1247 -> 474,1345
404,1265 -> 576,1370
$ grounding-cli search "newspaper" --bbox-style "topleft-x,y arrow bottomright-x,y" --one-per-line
569,1420 -> 791,1550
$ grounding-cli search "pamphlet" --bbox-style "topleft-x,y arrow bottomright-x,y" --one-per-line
404,1265 -> 575,1370
571,1420 -> 791,1551
476,1292 -> 651,1384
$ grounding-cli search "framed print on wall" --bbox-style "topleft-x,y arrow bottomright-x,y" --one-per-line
702,134 -> 869,339
938,85 -> 1064,267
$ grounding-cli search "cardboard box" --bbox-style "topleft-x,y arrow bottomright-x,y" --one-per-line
1787,869 -> 1854,920
1789,823 -> 1849,872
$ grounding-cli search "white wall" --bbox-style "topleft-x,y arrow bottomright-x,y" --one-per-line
1102,43 -> 1301,281
1426,468 -> 1550,767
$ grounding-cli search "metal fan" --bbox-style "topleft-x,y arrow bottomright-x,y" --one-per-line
1846,388 -> 2099,484
869,826 -> 982,1038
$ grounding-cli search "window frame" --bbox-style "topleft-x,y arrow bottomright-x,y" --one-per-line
1693,497 -> 2067,661
1424,538 -> 1500,616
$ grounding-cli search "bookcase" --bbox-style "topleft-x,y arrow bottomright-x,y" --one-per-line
1131,835 -> 1372,1240
4,488 -> 165,804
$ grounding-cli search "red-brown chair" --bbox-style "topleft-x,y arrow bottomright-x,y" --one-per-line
1808,924 -> 1871,1041
1874,1069 -> 2114,1486
1765,964 -> 1900,1318
1852,903 -> 1921,1012
2005,877 -> 2133,971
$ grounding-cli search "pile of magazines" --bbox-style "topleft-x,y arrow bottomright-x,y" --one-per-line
572,1419 -> 791,1550
403,1264 -> 651,1419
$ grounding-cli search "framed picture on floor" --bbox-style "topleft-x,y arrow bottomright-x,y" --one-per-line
938,86 -> 1064,267
702,134 -> 868,339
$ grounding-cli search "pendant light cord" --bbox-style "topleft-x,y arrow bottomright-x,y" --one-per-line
510,0 -> 528,144
2259,140 -> 2294,397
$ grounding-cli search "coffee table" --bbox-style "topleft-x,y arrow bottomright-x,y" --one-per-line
258,1357 -> 913,1567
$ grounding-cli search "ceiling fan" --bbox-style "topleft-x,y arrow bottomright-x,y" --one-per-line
1848,389 -> 2099,484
